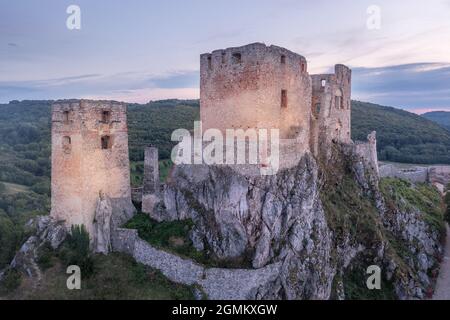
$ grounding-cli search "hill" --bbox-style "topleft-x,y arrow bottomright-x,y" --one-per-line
2,99 -> 450,269
352,101 -> 450,164
422,111 -> 450,131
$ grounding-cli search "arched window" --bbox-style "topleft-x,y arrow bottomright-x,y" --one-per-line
335,89 -> 344,109
63,111 -> 70,124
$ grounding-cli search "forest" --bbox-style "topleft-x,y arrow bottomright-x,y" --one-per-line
1,99 -> 450,269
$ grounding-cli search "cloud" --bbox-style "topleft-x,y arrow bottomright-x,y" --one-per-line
352,63 -> 450,109
0,70 -> 199,103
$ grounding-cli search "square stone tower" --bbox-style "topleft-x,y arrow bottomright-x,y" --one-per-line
200,43 -> 312,149
50,100 -> 135,236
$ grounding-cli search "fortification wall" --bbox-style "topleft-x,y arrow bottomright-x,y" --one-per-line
200,43 -> 312,150
354,132 -> 379,176
51,100 -> 134,236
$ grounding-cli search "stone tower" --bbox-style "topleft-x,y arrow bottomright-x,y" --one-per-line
310,64 -> 352,156
50,100 -> 135,237
200,43 -> 312,151
142,146 -> 160,215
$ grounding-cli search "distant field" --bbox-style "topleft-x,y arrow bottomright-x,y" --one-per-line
1,181 -> 30,195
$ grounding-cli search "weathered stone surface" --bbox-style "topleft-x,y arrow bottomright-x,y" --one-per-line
50,100 -> 135,237
93,192 -> 113,254
115,235 -> 283,300
159,153 -> 334,299
5,216 -> 67,286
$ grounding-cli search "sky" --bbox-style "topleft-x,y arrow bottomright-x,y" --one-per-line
1,0 -> 450,113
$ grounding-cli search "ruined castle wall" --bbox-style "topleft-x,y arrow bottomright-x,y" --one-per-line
142,147 -> 161,214
310,65 -> 352,156
200,43 -> 312,153
354,132 -> 379,177
51,100 -> 133,236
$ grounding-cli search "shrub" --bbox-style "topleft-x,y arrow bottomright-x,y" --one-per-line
0,268 -> 22,294
59,225 -> 94,277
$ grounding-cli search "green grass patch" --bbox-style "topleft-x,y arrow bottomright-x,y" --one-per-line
380,178 -> 444,232
124,213 -> 211,266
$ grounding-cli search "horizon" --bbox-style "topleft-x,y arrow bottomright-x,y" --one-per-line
1,0 -> 450,113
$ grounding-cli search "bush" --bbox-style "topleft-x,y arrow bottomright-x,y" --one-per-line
0,268 -> 22,294
59,225 -> 94,277
445,193 -> 450,224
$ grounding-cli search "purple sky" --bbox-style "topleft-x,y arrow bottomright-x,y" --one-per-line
1,0 -> 450,113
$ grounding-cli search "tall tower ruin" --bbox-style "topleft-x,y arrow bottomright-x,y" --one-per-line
50,100 -> 135,236
310,65 -> 352,156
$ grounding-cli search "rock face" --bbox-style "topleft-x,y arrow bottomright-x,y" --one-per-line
150,144 -> 443,300
3,216 -> 67,285
160,153 -> 334,299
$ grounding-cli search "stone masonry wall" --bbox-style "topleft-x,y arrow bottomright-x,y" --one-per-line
310,65 -> 352,156
51,100 -> 134,236
112,228 -> 282,300
200,43 -> 312,148
142,146 -> 161,214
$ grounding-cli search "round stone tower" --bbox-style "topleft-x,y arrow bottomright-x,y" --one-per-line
200,43 -> 312,149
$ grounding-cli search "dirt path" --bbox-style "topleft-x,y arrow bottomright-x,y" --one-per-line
433,224 -> 450,300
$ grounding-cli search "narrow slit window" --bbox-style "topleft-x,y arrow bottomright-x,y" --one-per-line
281,90 -> 288,108
63,111 -> 70,124
301,63 -> 306,72
232,53 -> 242,64
335,96 -> 341,109
281,55 -> 286,64
101,136 -> 111,150
221,52 -> 226,64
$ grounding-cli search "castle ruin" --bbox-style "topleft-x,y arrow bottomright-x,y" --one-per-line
50,100 -> 135,238
200,43 -> 352,159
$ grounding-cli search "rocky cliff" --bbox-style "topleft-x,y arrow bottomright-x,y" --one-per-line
152,143 -> 444,300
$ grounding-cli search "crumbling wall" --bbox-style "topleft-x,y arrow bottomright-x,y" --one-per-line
142,146 -> 161,214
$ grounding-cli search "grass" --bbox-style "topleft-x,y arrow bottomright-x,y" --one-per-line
2,252 -> 194,300
0,181 -> 30,195
318,145 -> 445,299
342,262 -> 396,300
380,178 -> 445,232
130,159 -> 173,187
124,213 -> 212,266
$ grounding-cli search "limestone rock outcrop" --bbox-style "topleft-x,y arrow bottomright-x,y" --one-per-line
149,143 -> 443,300
2,216 -> 67,285
93,192 -> 113,254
